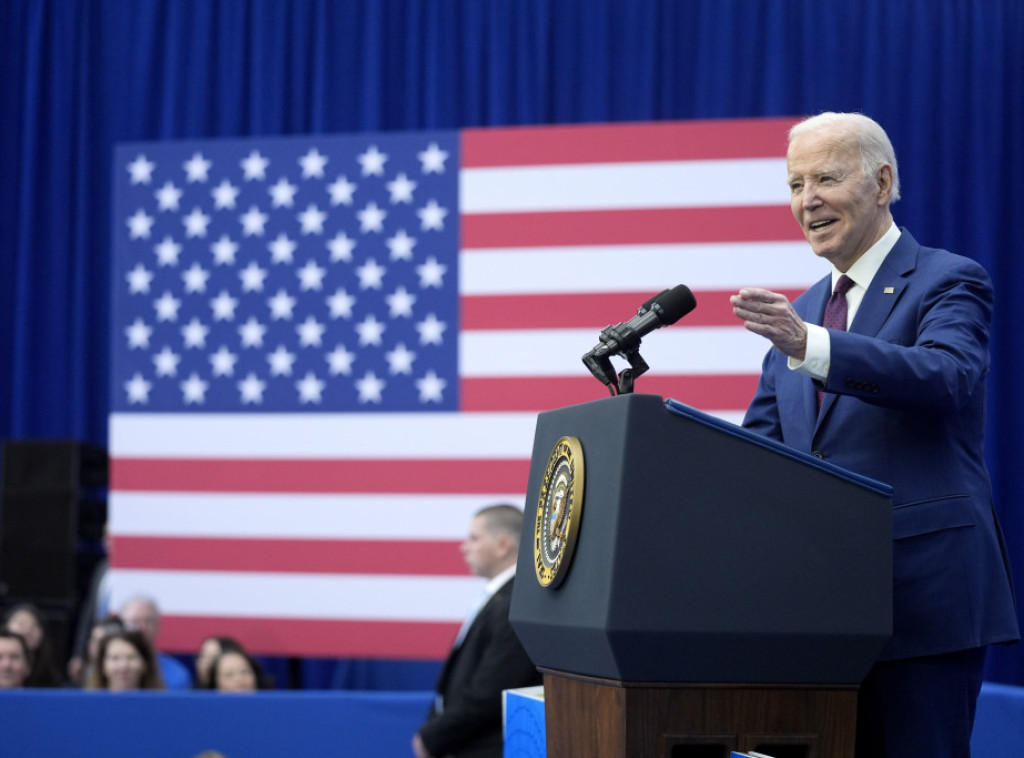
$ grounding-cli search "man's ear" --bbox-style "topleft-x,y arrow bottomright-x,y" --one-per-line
877,164 -> 894,205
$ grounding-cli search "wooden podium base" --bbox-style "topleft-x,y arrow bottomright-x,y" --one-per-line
541,670 -> 858,758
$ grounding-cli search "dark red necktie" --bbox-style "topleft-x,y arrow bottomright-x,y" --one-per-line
818,274 -> 854,409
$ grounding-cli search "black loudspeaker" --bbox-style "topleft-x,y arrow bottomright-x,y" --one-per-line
0,440 -> 108,602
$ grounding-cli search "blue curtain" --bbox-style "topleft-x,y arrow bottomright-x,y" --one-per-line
2,0 -> 1023,686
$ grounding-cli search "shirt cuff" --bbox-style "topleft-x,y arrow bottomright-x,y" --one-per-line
787,323 -> 830,382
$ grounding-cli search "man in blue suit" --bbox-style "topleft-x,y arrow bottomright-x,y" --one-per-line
731,112 -> 1018,757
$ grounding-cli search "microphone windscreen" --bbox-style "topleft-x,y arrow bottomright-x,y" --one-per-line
655,284 -> 697,324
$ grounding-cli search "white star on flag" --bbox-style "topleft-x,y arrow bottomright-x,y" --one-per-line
210,291 -> 239,321
238,317 -> 267,347
386,173 -> 417,203
124,373 -> 152,403
184,153 -> 212,183
238,373 -> 266,403
268,345 -> 297,376
240,206 -> 269,236
241,151 -> 270,181
211,180 -> 240,210
296,372 -> 326,403
386,229 -> 416,260
269,233 -> 298,264
299,148 -> 329,179
356,259 -> 386,290
355,314 -> 386,346
128,154 -> 156,184
154,292 -> 182,322
297,261 -> 327,291
127,209 -> 155,239
327,288 -> 356,319
386,286 -> 417,318
298,204 -> 327,234
358,145 -> 388,176
210,235 -> 239,265
180,373 -> 208,403
181,318 -> 210,349
327,232 -> 356,262
124,319 -> 152,349
126,264 -> 154,294
326,344 -> 356,375
269,177 -> 298,207
182,264 -> 210,293
417,199 -> 448,230
415,370 -> 447,403
357,201 -> 386,232
416,313 -> 447,345
154,236 -> 182,266
268,290 -> 297,320
209,346 -> 238,376
152,347 -> 181,377
386,343 -> 416,375
416,256 -> 446,288
417,142 -> 449,173
239,262 -> 268,292
155,181 -> 182,211
355,371 -> 385,403
296,316 -> 326,347
327,175 -> 356,205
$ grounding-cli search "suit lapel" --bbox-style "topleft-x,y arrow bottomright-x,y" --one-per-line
814,229 -> 920,433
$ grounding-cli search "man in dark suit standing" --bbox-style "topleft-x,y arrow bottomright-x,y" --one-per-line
413,504 -> 541,758
731,111 -> 1018,757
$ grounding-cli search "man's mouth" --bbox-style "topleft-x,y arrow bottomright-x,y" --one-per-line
809,219 -> 836,231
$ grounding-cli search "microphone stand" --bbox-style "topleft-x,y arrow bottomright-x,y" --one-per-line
583,322 -> 650,396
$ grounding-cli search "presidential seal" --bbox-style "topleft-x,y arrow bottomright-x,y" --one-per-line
534,436 -> 585,589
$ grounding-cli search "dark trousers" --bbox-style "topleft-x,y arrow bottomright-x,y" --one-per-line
855,647 -> 987,758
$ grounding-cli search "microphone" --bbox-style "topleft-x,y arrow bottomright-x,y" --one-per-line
584,284 -> 697,361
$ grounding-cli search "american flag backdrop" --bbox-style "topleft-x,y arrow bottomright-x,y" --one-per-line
109,118 -> 823,658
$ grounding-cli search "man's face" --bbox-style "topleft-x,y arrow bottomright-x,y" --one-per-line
0,638 -> 30,689
787,123 -> 891,271
460,516 -> 504,580
120,600 -> 160,644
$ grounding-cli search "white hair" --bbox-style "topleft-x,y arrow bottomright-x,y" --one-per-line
789,112 -> 901,203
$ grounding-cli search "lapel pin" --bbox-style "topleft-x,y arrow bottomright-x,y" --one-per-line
883,286 -> 895,294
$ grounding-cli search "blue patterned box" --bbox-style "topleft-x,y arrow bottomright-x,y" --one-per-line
503,686 -> 546,758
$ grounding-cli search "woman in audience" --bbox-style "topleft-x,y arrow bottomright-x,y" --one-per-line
2,603 -> 64,687
84,629 -> 165,691
209,648 -> 268,693
194,635 -> 245,689
69,615 -> 124,687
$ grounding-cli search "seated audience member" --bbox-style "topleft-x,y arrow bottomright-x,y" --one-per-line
0,630 -> 32,689
194,635 -> 245,689
2,603 -> 64,687
118,595 -> 192,688
69,615 -> 125,687
209,648 -> 269,693
85,630 -> 165,691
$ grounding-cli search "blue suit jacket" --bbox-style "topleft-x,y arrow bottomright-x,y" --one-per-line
744,229 -> 1018,660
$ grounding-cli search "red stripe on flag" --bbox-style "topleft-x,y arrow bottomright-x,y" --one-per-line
460,375 -> 760,413
461,206 -> 802,249
461,118 -> 798,167
111,458 -> 531,493
159,615 -> 456,659
111,536 -> 467,575
461,289 -> 808,330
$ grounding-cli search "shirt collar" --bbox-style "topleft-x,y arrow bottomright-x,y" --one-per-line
486,564 -> 516,595
834,222 -> 900,291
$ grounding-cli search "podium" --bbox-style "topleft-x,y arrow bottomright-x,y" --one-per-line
509,394 -> 892,758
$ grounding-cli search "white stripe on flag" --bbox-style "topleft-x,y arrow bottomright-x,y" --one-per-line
460,158 -> 788,212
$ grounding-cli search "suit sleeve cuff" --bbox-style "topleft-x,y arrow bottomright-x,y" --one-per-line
787,322 -> 830,382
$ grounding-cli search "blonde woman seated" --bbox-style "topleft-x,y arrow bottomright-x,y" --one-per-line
85,630 -> 165,691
